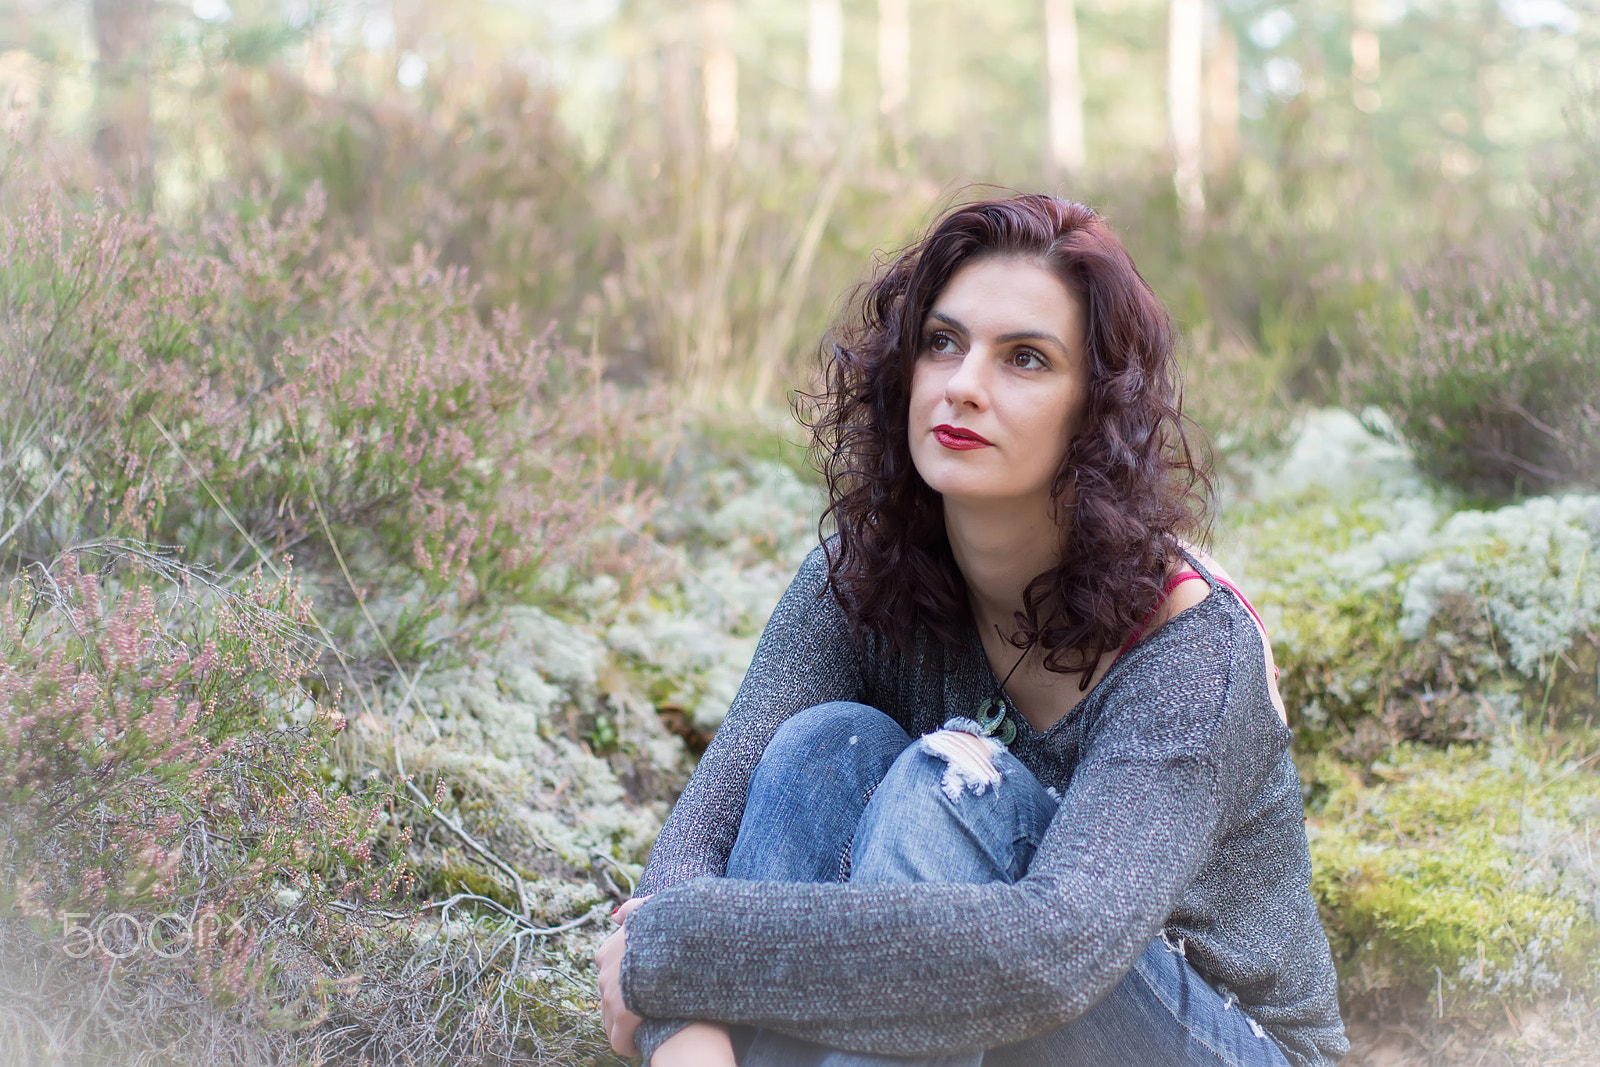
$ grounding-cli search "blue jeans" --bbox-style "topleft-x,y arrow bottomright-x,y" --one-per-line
719,702 -> 1292,1067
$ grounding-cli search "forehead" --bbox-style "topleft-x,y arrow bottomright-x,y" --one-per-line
928,256 -> 1084,335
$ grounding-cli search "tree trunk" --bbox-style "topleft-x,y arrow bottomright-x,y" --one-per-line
1204,13 -> 1239,177
1167,0 -> 1205,222
91,0 -> 155,190
662,37 -> 701,163
1044,0 -> 1086,183
808,0 -> 843,140
877,0 -> 910,138
1351,0 -> 1381,113
702,0 -> 738,154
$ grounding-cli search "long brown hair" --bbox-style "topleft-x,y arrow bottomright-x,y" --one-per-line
800,193 -> 1212,685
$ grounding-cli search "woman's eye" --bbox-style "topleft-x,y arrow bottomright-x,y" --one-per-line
924,333 -> 955,354
1011,349 -> 1047,369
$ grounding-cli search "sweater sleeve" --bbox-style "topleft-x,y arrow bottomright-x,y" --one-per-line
634,544 -> 866,897
630,545 -> 866,1063
620,614 -> 1244,1057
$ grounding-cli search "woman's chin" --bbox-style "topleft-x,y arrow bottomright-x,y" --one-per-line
932,485 -> 1050,516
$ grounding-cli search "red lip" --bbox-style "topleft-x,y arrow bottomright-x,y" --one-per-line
932,424 -> 993,450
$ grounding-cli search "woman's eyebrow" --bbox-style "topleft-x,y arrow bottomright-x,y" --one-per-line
995,329 -> 1066,348
926,311 -> 1066,351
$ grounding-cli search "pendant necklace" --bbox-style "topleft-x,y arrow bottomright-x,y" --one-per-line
975,638 -> 1033,746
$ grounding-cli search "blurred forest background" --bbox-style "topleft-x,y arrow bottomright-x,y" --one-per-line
0,0 -> 1598,1065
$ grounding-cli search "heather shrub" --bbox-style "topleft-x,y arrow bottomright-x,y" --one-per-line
1098,159 -> 1399,414
1344,92 -> 1600,499
0,546 -> 411,1027
206,61 -> 610,337
0,169 -> 677,1062
180,54 -> 951,405
0,176 -> 634,615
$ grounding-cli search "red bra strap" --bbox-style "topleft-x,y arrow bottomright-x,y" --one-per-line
1161,569 -> 1204,597
1114,571 -> 1205,662
1209,573 -> 1269,634
1112,566 -> 1278,680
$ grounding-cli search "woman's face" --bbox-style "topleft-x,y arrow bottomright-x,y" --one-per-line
908,255 -> 1090,510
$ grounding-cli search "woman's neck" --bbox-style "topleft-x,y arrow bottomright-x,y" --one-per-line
942,496 -> 1063,640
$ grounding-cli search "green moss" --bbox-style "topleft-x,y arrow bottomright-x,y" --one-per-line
1306,739 -> 1600,1008
1276,581 -> 1403,730
425,863 -> 524,912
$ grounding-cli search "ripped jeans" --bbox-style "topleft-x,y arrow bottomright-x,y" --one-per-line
720,701 -> 1292,1067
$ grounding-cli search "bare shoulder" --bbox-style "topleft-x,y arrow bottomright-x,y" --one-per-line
1152,547 -> 1213,625
1175,539 -> 1237,586
1171,539 -> 1289,726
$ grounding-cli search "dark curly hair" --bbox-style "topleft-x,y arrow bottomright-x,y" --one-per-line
800,193 -> 1212,685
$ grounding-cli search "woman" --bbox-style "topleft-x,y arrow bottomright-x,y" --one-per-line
595,194 -> 1348,1067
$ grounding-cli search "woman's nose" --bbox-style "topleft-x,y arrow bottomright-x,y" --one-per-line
943,349 -> 990,409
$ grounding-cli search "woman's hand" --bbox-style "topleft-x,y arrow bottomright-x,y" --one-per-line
597,899 -> 736,1065
596,896 -> 649,1056
650,1022 -> 738,1067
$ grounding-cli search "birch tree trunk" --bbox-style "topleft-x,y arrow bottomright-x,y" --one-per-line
1044,0 -> 1086,183
808,0 -> 843,140
1167,0 -> 1205,222
662,37 -> 700,163
91,0 -> 154,190
702,0 -> 738,154
1351,0 -> 1381,112
877,0 -> 910,141
1204,13 -> 1239,178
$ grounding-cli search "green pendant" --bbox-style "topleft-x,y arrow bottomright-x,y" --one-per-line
976,696 -> 1016,746
976,695 -> 1006,733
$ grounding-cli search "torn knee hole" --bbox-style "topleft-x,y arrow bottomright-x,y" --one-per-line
919,728 -> 1004,801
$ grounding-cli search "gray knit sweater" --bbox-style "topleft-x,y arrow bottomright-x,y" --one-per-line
622,545 -> 1349,1066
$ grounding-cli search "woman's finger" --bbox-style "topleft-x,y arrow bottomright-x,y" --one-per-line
611,893 -> 650,924
595,922 -> 643,1056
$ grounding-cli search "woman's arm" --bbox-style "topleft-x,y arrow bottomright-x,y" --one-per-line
598,898 -> 737,1065
633,544 -> 867,897
626,545 -> 867,1062
598,899 -> 738,1065
622,758 -> 1225,1054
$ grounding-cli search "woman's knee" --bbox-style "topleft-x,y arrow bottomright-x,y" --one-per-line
729,704 -> 911,883
850,723 -> 1059,885
879,720 -> 1044,806
763,701 -> 911,765
743,702 -> 912,815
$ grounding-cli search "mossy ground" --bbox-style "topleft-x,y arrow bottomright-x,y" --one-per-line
1219,411 -> 1599,1063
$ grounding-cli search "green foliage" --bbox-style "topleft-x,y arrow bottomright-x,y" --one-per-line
1223,410 -> 1600,1033
0,166 -> 676,1061
209,64 -> 609,336
185,57 -> 941,408
1226,412 -> 1599,751
10,1 -> 1600,1056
